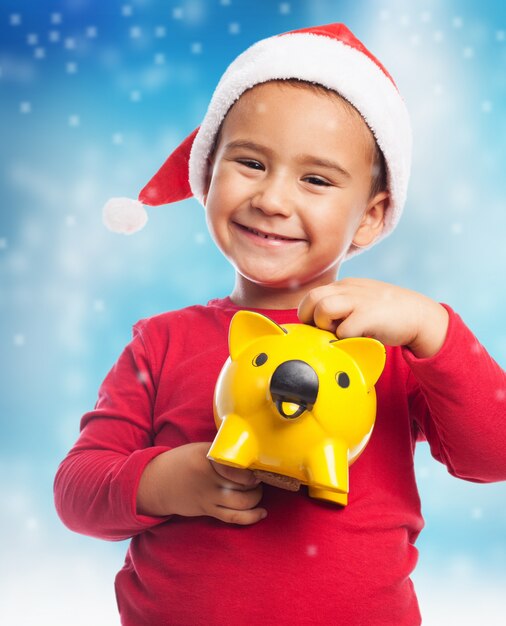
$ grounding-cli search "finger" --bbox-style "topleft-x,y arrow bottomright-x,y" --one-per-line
298,284 -> 343,324
212,505 -> 268,526
311,295 -> 354,333
334,313 -> 370,340
210,460 -> 260,488
218,484 -> 264,511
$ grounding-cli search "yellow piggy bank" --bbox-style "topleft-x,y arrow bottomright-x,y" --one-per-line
207,311 -> 386,506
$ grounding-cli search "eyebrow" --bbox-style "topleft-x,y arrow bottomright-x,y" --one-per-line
223,140 -> 351,179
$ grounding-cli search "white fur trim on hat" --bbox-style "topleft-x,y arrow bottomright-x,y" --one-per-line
188,30 -> 412,257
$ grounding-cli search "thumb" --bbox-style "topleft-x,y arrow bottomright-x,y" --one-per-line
210,460 -> 260,488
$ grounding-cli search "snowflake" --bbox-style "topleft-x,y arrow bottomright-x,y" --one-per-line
13,334 -> 26,347
173,7 -> 183,19
122,5 -> 133,17
229,22 -> 240,35
49,30 -> 60,43
65,37 -> 76,50
93,299 -> 105,313
66,62 -> 78,74
27,33 -> 39,46
86,26 -> 98,38
10,14 -> 22,26
137,370 -> 150,384
306,544 -> 318,557
130,26 -> 142,39
481,100 -> 492,113
51,13 -> 62,25
34,47 -> 46,60
20,102 -> 32,114
471,507 -> 483,520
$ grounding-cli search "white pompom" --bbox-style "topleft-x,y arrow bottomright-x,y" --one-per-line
102,197 -> 148,235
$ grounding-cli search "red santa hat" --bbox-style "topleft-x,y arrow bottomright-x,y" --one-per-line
103,22 -> 412,258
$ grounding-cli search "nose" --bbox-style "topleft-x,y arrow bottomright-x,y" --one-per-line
270,360 -> 319,419
251,172 -> 294,217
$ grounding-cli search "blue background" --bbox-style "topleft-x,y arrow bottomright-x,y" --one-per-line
1,1 -> 505,624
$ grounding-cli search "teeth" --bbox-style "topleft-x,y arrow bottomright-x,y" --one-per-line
249,227 -> 286,241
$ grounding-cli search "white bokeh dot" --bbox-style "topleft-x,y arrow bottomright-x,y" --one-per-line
306,544 -> 318,557
14,334 -> 26,347
229,22 -> 241,35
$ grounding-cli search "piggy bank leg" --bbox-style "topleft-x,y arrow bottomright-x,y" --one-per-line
308,486 -> 348,506
207,414 -> 258,469
304,439 -> 349,494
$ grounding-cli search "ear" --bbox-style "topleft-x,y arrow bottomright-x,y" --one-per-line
352,191 -> 389,248
330,337 -> 386,386
229,311 -> 286,360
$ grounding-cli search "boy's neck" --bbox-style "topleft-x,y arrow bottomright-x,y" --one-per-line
230,273 -> 339,311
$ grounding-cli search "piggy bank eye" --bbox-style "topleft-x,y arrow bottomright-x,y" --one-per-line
336,371 -> 350,388
253,353 -> 268,367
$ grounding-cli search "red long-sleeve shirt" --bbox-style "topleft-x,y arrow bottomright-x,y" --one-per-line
54,297 -> 506,625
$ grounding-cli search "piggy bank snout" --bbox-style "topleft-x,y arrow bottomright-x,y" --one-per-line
270,360 -> 319,419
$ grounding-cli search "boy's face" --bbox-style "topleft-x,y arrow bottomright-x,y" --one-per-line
203,82 -> 387,300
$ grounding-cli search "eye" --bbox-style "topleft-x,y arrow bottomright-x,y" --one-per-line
238,159 -> 264,170
304,176 -> 331,187
336,371 -> 350,388
253,353 -> 268,367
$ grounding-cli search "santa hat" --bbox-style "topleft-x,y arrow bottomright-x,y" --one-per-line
103,22 -> 411,257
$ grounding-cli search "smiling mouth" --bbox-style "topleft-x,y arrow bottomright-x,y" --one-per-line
235,223 -> 303,242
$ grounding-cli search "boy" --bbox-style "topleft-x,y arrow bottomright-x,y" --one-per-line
54,23 -> 506,625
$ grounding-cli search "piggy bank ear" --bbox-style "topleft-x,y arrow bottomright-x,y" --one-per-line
330,338 -> 386,386
229,311 -> 286,360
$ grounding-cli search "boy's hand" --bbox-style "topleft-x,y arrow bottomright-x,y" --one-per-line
136,442 -> 266,525
298,278 -> 449,359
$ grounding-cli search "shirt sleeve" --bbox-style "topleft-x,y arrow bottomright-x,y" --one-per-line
404,304 -> 506,483
54,321 -> 172,541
